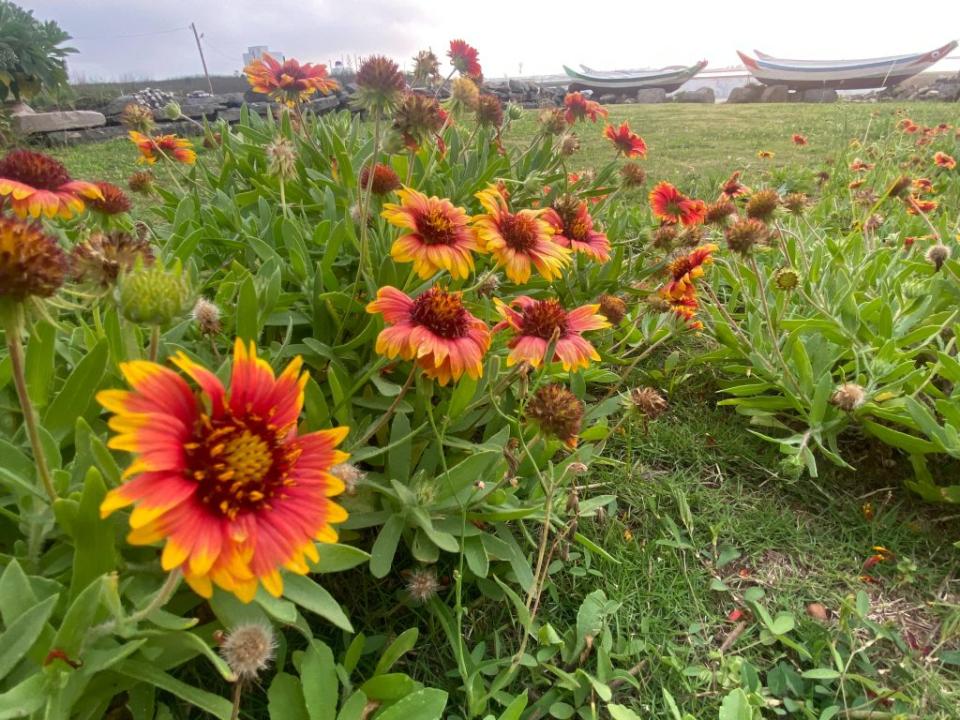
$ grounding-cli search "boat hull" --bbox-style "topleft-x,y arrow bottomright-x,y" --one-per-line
563,61 -> 707,95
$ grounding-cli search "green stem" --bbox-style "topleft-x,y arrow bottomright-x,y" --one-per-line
2,303 -> 57,504
148,325 -> 161,362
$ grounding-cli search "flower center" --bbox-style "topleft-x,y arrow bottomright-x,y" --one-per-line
187,413 -> 299,519
520,299 -> 568,340
418,208 -> 457,245
500,213 -> 540,252
668,256 -> 693,281
0,150 -> 72,190
411,288 -> 469,339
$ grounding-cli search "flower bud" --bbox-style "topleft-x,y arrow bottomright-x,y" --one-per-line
163,101 -> 182,121
773,267 -> 800,291
118,259 -> 192,327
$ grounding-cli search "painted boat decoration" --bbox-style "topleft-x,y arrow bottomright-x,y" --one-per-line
563,60 -> 708,94
737,41 -> 957,90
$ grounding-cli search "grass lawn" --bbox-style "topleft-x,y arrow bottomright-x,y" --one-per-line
45,101 -> 960,718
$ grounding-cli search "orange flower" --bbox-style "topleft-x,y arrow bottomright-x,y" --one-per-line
649,181 -> 706,227
757,150 -> 774,159
0,149 -> 102,219
472,185 -> 570,283
244,52 -> 339,106
494,296 -> 609,371
98,340 -> 349,602
657,286 -> 702,330
898,118 -> 919,134
720,171 -> 749,199
543,199 -> 611,263
849,158 -> 874,172
913,177 -> 933,193
383,187 -> 480,280
663,244 -> 717,300
563,92 -> 608,124
604,121 -> 647,158
366,286 -> 490,385
791,133 -> 808,146
848,179 -> 865,190
905,195 -> 938,215
129,131 -> 196,165
934,151 -> 957,170
448,39 -> 482,80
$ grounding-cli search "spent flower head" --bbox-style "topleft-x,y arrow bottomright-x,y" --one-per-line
219,624 -> 276,681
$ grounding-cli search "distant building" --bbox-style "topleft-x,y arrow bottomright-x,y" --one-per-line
243,46 -> 284,66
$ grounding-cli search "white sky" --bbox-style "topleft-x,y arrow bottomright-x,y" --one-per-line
22,0 -> 960,81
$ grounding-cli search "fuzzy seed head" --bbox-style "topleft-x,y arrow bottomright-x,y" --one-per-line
128,170 -> 155,194
475,270 -> 501,298
538,108 -> 568,136
725,217 -> 768,255
831,383 -> 867,412
354,55 -> 406,113
559,133 -> 581,157
704,200 -> 736,226
626,387 -> 668,419
926,244 -> 951,271
652,224 -> 678,250
71,231 -> 154,288
619,162 -> 646,188
191,297 -> 221,335
120,103 -> 155,133
405,567 -> 441,604
220,623 -> 276,681
476,94 -> 503,128
526,384 -> 584,448
745,189 -> 780,221
266,136 -> 297,180
330,462 -> 364,494
782,192 -> 808,215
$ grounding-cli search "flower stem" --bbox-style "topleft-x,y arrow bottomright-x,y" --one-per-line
126,569 -> 182,626
1,303 -> 57,504
230,681 -> 244,720
148,325 -> 161,362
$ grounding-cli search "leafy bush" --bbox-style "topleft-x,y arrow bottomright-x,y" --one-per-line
0,0 -> 75,101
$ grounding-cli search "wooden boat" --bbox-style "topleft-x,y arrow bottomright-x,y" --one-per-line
737,41 -> 957,90
563,60 -> 708,95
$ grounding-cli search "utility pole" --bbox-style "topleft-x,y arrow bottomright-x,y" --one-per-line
190,22 -> 214,94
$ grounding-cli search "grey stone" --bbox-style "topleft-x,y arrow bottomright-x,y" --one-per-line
635,88 -> 666,104
672,87 -> 714,103
6,101 -> 34,115
218,92 -> 247,107
218,108 -> 242,123
103,94 -> 138,117
760,84 -> 790,103
599,93 -> 620,104
726,85 -> 764,103
13,110 -> 106,134
802,88 -> 839,103
178,98 -> 225,118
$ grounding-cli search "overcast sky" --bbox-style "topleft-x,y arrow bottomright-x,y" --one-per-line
22,0 -> 960,82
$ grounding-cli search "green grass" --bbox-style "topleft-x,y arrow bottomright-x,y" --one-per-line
43,101 -> 960,718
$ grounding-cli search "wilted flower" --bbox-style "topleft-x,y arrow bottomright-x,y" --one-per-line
354,55 -> 406,114
244,52 -> 339,106
359,163 -> 401,195
412,49 -> 440,85
448,39 -> 482,80
773,267 -> 800,291
831,382 -> 867,411
538,108 -> 568,135
791,133 -> 808,146
266,136 -> 297,180
526,384 -> 584,448
725,217 -> 768,254
475,270 -> 501,298
597,294 -> 627,325
904,195 -> 938,215
393,92 -> 446,151
704,200 -> 736,225
782,192 -> 808,215
449,76 -> 480,112
128,170 -> 155,194
0,216 -> 68,301
476,93 -> 503,128
120,103 -> 155,133
543,195 -> 611,262
926,244 -> 951,271
71,231 -> 153,288
220,624 -> 276,680
405,566 -> 441,604
850,158 -> 874,172
745,189 -> 780,221
625,387 -> 668,420
191,297 -> 221,335
559,133 -> 581,157
0,149 -> 102,219
720,171 -> 750,199
620,162 -> 646,188
117,260 -> 193,326
88,181 -> 132,215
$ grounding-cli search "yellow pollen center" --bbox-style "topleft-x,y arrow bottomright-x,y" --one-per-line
221,430 -> 273,489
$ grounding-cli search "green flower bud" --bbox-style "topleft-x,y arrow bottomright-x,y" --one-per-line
163,101 -> 182,121
773,267 -> 800,291
118,259 -> 193,327
506,102 -> 524,121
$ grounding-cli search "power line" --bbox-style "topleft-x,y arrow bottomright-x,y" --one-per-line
71,26 -> 190,41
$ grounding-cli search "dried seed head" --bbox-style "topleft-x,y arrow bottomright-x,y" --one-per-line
359,163 -> 401,195
626,387 -> 668,419
0,216 -> 68,301
219,623 -> 276,681
476,94 -> 503,128
831,383 -> 867,412
704,200 -> 736,226
538,108 -> 568,135
412,50 -> 440,85
128,170 -> 155,195
526,384 -> 584,448
71,231 -> 154,288
559,133 -> 580,157
725,217 -> 768,255
597,293 -> 627,325
120,103 -> 155,133
782,192 -> 808,215
773,267 -> 800,291
450,76 -> 480,112
646,293 -> 671,312
926,244 -> 951,271
567,462 -> 589,476
652,224 -> 678,250
354,55 -> 406,113
266,136 -> 297,180
885,175 -> 912,199
191,297 -> 221,335
475,270 -> 501,299
745,189 -> 780,221
619,162 -> 646,188
405,566 -> 440,604
330,462 -> 364,494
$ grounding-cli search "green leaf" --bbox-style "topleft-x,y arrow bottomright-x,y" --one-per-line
0,673 -> 47,719
387,412 -> 412,483
358,673 -> 415,702
370,514 -> 404,579
548,702 -> 574,719
309,543 -> 370,574
335,692 -> 368,720
52,574 -> 107,658
718,688 -> 755,720
0,593 -> 57,681
374,627 -> 418,676
65,467 -> 117,601
115,659 -> 232,720
607,705 -> 642,720
25,319 -> 56,407
236,274 -> 260,342
0,560 -> 38,626
42,339 -> 107,442
801,668 -> 842,680
283,574 -> 353,632
496,693 -> 528,720
268,673 -> 309,720
373,688 -> 447,720
301,640 -> 338,720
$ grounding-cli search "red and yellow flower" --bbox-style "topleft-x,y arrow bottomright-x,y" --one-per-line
98,340 -> 349,602
663,244 -> 717,301
494,296 -> 609,371
472,185 -> 570,283
244,52 -> 339,106
604,121 -> 647,157
448,39 -> 482,80
543,198 -> 611,263
791,133 -> 808,146
649,181 -> 706,227
129,131 -> 196,165
0,149 -> 102,219
934,151 -> 957,170
658,288 -> 703,330
563,92 -> 608,124
849,158 -> 874,172
719,171 -> 749,199
366,286 -> 490,385
905,195 -> 938,215
757,150 -> 774,160
383,187 -> 480,280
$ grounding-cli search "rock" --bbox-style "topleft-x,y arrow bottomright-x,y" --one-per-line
672,87 -> 714,104
218,108 -> 242,123
635,88 -> 666,104
760,84 -> 789,102
217,92 -> 247,107
13,110 -> 106,134
599,93 -> 620,105
726,85 -> 763,103
802,88 -> 838,103
177,97 -> 225,119
5,101 -> 34,115
103,94 -> 138,117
